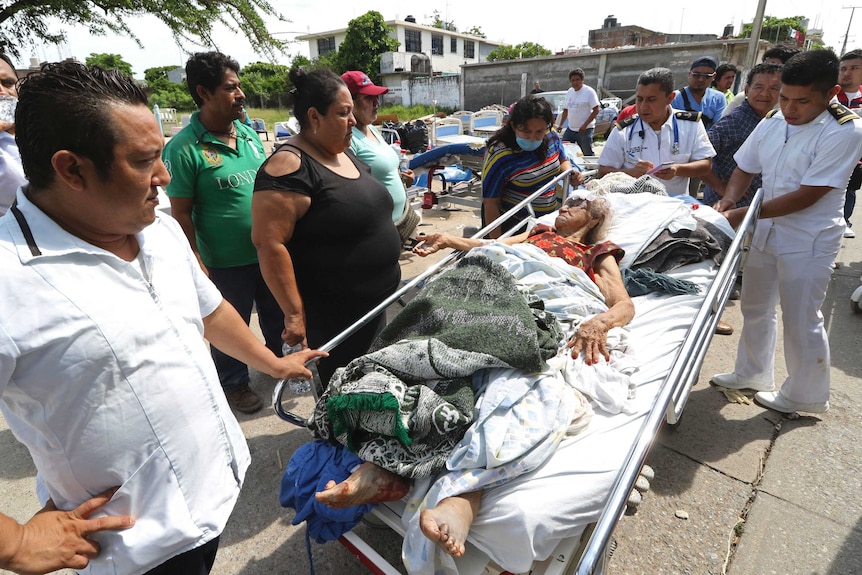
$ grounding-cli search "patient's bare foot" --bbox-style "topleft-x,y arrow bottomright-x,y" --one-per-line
419,491 -> 482,557
315,461 -> 409,508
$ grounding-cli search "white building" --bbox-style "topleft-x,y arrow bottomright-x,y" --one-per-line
296,16 -> 503,75
297,15 -> 505,108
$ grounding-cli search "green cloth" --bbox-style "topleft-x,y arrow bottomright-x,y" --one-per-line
162,111 -> 266,268
312,254 -> 562,478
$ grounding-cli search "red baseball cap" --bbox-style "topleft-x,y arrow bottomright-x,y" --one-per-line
341,71 -> 388,96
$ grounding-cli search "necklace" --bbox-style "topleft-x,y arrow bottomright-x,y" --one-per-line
207,128 -> 236,138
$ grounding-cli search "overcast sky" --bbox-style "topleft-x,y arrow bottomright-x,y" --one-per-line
11,0 -> 856,78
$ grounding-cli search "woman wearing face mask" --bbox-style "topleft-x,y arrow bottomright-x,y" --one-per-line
481,95 -> 582,238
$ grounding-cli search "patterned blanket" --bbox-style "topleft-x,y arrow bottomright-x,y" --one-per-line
311,254 -> 562,478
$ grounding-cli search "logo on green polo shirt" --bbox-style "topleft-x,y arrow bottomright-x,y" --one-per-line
201,145 -> 222,167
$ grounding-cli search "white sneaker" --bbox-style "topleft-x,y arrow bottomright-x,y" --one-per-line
754,391 -> 829,414
844,227 -> 856,238
710,372 -> 774,392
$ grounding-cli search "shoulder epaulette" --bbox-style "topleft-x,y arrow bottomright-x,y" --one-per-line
675,110 -> 702,122
615,114 -> 639,130
765,109 -> 779,119
828,102 -> 860,125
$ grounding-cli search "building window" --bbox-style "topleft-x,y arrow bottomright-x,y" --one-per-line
431,34 -> 443,55
464,40 -> 475,59
317,37 -> 336,55
405,29 -> 422,53
451,37 -> 457,53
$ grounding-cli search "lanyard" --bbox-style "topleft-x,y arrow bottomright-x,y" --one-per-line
628,113 -> 680,157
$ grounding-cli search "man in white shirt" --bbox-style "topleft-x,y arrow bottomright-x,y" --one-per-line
837,49 -> 862,237
710,50 -> 862,414
556,68 -> 600,156
598,67 -> 715,196
0,62 -> 326,575
0,53 -> 25,215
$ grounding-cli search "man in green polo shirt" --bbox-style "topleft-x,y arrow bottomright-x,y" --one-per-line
163,51 -> 282,413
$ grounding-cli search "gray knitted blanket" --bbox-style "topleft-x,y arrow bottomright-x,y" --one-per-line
311,254 -> 562,478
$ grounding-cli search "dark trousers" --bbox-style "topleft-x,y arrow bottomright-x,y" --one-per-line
305,302 -> 388,386
144,536 -> 219,575
208,263 -> 284,392
562,127 -> 595,156
845,163 -> 862,226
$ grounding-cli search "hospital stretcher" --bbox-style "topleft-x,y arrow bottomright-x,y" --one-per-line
273,173 -> 764,575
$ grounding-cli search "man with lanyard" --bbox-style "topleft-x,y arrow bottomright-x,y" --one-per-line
0,61 -> 326,575
837,49 -> 862,238
163,51 -> 283,414
598,67 -> 715,197
710,50 -> 862,414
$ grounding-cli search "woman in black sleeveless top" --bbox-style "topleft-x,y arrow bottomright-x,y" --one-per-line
252,68 -> 401,385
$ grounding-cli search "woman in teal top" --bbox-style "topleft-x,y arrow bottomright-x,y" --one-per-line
342,71 -> 413,222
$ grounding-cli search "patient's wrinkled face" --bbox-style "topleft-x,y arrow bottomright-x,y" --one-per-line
556,198 -> 597,237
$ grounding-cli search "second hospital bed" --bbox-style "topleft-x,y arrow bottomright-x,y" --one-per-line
274,172 -> 763,575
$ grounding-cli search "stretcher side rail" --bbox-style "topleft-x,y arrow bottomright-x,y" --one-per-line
574,188 -> 764,575
272,168 -> 575,427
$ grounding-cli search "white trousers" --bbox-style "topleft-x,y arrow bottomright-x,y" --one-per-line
733,240 -> 836,404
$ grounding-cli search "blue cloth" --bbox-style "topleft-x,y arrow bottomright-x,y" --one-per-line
671,87 -> 726,130
279,439 -> 374,543
703,100 -> 762,208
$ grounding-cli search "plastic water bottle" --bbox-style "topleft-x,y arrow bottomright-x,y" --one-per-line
399,149 -> 409,172
283,342 -> 313,394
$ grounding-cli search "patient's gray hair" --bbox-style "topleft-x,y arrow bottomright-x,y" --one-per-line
585,196 -> 612,244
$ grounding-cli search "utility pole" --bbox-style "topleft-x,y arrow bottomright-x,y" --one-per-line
842,5 -> 861,56
746,0 -> 768,70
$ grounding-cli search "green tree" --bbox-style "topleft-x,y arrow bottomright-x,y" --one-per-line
464,26 -> 486,38
239,61 -> 289,101
335,11 -> 399,82
0,0 -> 288,61
143,65 -> 195,110
487,42 -> 552,62
740,15 -> 806,44
430,10 -> 457,32
85,53 -> 134,77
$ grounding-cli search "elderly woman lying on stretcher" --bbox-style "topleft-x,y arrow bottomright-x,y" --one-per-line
313,193 -> 635,561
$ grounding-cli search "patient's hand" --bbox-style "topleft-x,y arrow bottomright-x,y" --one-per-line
412,233 -> 452,256
567,317 -> 610,365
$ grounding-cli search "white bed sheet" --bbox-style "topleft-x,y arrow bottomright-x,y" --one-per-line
393,193 -> 730,574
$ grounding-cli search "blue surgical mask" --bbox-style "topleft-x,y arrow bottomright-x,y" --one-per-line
516,137 -> 542,151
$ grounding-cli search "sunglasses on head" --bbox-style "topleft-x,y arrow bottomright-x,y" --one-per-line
563,197 -> 589,209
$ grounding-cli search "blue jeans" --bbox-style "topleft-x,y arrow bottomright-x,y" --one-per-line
207,263 -> 284,392
562,127 -> 595,156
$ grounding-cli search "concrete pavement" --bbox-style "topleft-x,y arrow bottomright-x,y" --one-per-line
1,200 -> 861,575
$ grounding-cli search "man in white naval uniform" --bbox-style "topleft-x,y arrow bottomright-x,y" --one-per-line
710,50 -> 862,414
598,67 -> 715,196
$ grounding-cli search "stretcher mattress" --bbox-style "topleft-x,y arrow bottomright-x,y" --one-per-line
384,192 -> 734,574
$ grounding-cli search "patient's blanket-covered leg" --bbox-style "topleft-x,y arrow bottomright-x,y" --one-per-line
310,253 -> 563,479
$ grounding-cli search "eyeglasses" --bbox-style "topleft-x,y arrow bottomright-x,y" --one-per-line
690,72 -> 716,79
563,197 -> 589,209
